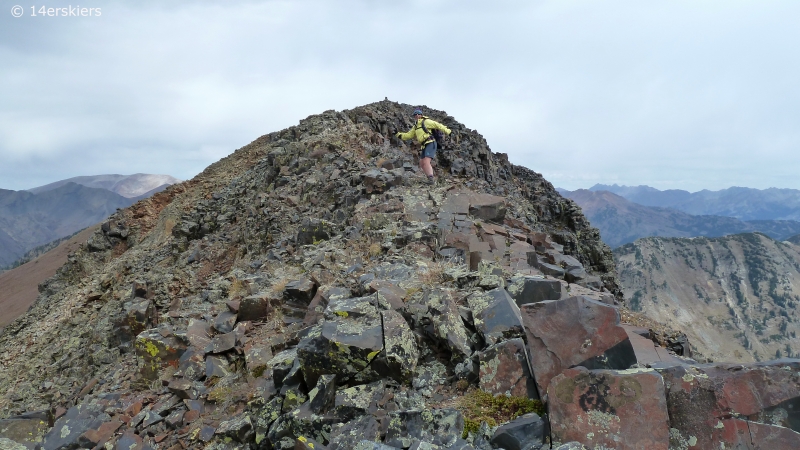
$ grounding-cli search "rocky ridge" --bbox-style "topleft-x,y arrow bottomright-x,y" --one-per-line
0,100 -> 797,449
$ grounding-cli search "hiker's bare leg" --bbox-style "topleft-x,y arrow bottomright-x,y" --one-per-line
419,157 -> 434,177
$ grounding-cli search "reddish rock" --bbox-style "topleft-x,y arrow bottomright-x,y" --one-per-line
658,360 -> 800,449
285,278 -> 318,304
368,280 -> 406,310
548,367 -> 669,450
468,192 -> 507,222
520,296 -> 636,398
186,319 -> 211,349
479,338 -> 535,398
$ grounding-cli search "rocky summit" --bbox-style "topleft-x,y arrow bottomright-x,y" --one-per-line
0,100 -> 797,449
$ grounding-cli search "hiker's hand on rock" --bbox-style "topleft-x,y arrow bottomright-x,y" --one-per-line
395,133 -> 402,139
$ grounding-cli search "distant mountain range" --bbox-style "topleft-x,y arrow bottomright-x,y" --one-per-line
0,174 -> 178,268
591,184 -> 800,221
560,189 -> 800,248
28,173 -> 180,199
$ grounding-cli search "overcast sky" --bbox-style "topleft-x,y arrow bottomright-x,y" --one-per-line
1,0 -> 799,192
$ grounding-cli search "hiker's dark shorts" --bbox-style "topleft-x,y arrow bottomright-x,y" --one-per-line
420,141 -> 437,160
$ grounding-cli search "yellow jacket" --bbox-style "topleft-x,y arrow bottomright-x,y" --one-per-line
397,116 -> 451,147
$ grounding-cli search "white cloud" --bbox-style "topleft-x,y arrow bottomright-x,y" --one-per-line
1,0 -> 800,191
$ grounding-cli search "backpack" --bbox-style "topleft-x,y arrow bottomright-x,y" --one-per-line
419,117 -> 446,148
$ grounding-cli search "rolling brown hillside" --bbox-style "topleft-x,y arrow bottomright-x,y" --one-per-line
0,225 -> 99,329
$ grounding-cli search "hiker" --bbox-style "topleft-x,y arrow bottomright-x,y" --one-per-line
396,109 -> 451,184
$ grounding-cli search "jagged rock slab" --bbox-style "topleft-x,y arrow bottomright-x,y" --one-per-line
39,404 -> 110,450
134,328 -> 188,380
378,310 -> 419,384
479,338 -> 536,398
507,276 -> 562,306
520,296 -> 637,398
0,411 -> 49,448
329,414 -> 382,450
658,360 -> 800,448
466,288 -> 524,346
548,367 -> 669,450
490,413 -> 545,450
424,289 -> 473,359
385,409 -> 465,448
297,300 -> 384,386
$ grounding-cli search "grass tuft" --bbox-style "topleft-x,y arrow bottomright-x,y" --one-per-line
457,389 -> 544,438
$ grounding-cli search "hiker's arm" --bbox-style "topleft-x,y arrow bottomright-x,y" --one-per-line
428,119 -> 452,135
396,128 -> 415,140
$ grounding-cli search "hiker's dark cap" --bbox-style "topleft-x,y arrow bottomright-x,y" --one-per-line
413,109 -> 423,115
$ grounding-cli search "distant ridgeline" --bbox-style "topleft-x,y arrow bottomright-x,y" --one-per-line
0,174 -> 176,268
0,228 -> 85,272
615,232 -> 800,363
560,188 -> 800,247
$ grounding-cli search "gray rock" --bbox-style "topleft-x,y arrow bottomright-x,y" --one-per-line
377,310 -> 419,384
466,288 -> 524,346
537,262 -> 565,278
308,374 -> 337,414
297,313 -> 384,387
328,415 -> 382,450
553,443 -> 587,450
0,411 -> 50,448
490,413 -> 545,450
39,404 -> 109,450
286,278 -> 317,304
206,355 -> 231,378
507,276 -> 562,306
239,295 -> 270,321
213,311 -> 238,334
216,414 -> 253,443
385,409 -> 465,448
424,289 -> 473,359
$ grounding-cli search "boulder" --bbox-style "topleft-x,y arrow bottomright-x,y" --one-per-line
329,415 -> 382,450
507,276 -> 562,306
520,296 -> 637,398
466,288 -> 524,346
424,289 -> 473,359
178,348 -> 205,381
333,380 -> 385,418
239,294 -> 270,321
490,413 -> 545,450
39,404 -> 109,450
548,367 -> 669,450
308,374 -> 337,414
479,338 -> 536,398
658,360 -> 800,449
297,298 -> 384,386
216,414 -> 254,443
361,168 -> 403,194
0,411 -> 50,448
213,310 -> 238,334
468,193 -> 507,222
206,355 -> 231,378
134,329 -> 188,380
296,219 -> 334,245
286,278 -> 318,304
378,310 -> 419,384
385,409 -> 465,448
